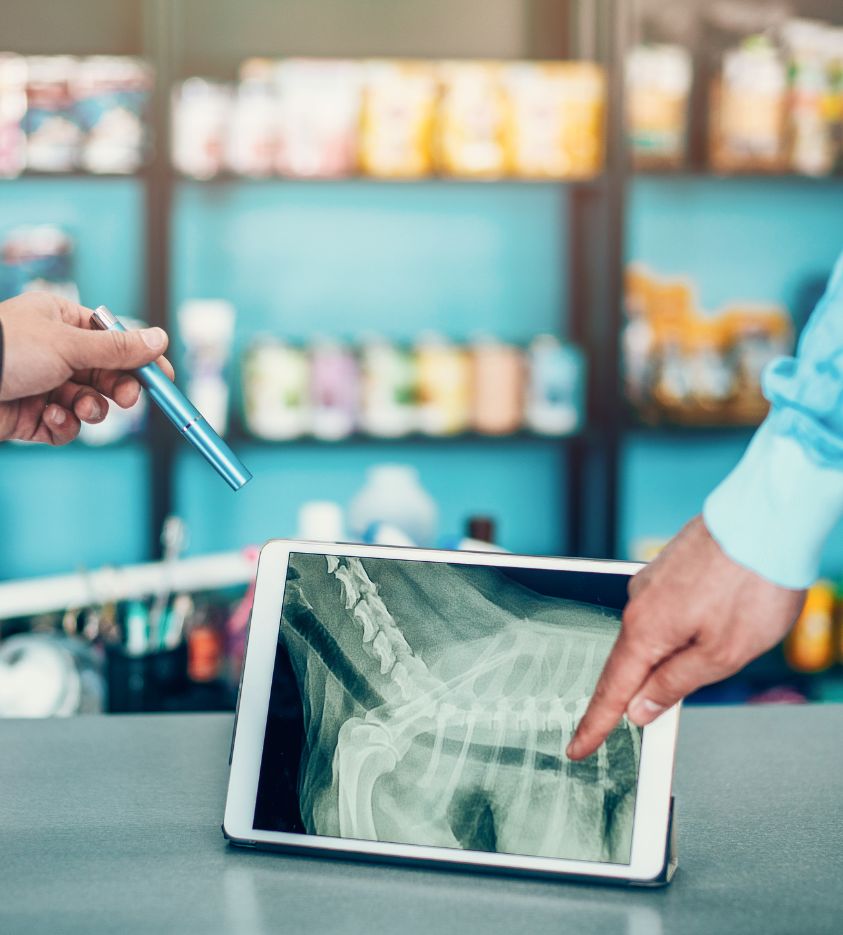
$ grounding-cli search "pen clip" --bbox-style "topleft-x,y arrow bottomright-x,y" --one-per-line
90,305 -> 119,331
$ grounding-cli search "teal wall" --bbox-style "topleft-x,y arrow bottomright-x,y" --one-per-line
0,442 -> 151,580
4,173 -> 843,579
171,179 -> 571,556
0,178 -> 145,315
622,177 -> 843,576
176,439 -> 566,556
171,180 -> 566,341
0,179 -> 149,580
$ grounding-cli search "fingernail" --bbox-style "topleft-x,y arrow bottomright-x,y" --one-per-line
50,407 -> 66,425
141,327 -> 166,350
628,697 -> 666,724
566,739 -> 579,759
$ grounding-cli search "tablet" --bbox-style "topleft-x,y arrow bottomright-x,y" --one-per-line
224,540 -> 679,884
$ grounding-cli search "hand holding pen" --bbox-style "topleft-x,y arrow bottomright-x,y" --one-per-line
0,291 -> 173,446
0,292 -> 251,489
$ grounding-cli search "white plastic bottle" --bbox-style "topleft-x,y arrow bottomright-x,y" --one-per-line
347,465 -> 438,546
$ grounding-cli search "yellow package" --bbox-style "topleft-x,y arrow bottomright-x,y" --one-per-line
502,61 -> 606,179
626,44 -> 692,170
684,317 -> 735,410
359,60 -> 437,178
786,581 -> 836,672
709,42 -> 788,173
435,60 -> 507,178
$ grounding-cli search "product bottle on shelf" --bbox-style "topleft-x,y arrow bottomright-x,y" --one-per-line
187,614 -> 224,684
525,335 -> 584,435
24,56 -> 83,173
502,62 -> 605,179
470,336 -> 525,435
347,464 -> 438,547
297,500 -> 346,542
171,77 -> 232,179
830,28 -> 843,173
685,318 -> 734,415
241,338 -> 311,440
785,581 -> 836,673
310,338 -> 359,440
359,337 -> 417,437
359,60 -> 437,178
708,37 -> 788,174
782,19 -> 835,177
275,59 -> 363,178
435,60 -> 507,178
74,56 -> 153,175
178,299 -> 236,436
0,54 -> 28,178
225,58 -> 277,177
415,333 -> 472,436
625,44 -> 692,171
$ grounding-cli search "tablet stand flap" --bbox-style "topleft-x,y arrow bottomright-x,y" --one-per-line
631,795 -> 678,887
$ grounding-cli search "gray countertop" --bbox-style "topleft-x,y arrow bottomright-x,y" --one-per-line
1,705 -> 841,935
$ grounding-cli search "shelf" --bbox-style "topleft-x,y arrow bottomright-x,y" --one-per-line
174,172 -> 603,189
0,169 -> 149,182
623,419 -> 759,437
227,429 -> 580,447
633,170 -> 843,183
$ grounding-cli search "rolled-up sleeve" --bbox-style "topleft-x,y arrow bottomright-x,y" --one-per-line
703,251 -> 843,589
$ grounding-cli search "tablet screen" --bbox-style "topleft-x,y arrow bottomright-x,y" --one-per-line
253,551 -> 641,865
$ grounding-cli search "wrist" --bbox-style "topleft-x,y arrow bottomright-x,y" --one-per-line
703,411 -> 843,588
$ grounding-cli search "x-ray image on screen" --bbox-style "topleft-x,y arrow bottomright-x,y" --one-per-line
254,553 -> 641,865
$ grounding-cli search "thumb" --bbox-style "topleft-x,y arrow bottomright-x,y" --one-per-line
66,326 -> 168,371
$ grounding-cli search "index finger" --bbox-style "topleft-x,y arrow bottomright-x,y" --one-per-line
75,355 -> 176,403
566,626 -> 657,760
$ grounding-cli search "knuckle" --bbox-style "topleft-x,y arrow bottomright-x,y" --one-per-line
652,669 -> 684,701
622,601 -> 643,632
107,330 -> 133,358
707,641 -> 742,672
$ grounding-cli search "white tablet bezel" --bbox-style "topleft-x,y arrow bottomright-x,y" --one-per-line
224,539 -> 679,883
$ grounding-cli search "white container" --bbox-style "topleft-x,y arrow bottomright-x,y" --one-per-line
171,78 -> 232,179
241,339 -> 310,440
347,464 -> 437,547
359,338 -> 417,437
178,299 -> 236,436
525,335 -> 584,435
297,501 -> 345,542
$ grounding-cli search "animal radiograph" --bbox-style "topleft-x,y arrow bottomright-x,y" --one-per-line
279,553 -> 641,864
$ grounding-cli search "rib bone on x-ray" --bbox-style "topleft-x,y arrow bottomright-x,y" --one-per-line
280,554 -> 641,863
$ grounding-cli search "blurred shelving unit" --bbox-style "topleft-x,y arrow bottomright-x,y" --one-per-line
0,0 -> 159,578
620,0 -> 843,699
3,0 -> 843,697
0,0 -> 622,576
619,0 -> 843,566
164,0 -> 626,561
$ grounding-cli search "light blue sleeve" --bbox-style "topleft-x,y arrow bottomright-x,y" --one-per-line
703,251 -> 843,589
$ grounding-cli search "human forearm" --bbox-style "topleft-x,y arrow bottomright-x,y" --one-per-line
704,412 -> 843,588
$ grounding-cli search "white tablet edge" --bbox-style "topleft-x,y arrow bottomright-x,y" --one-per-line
224,539 -> 680,883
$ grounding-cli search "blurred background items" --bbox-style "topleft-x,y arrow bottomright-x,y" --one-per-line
2,0 -> 843,716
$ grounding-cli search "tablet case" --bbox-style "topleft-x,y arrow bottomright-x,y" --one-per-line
631,795 -> 678,887
223,795 -> 679,887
